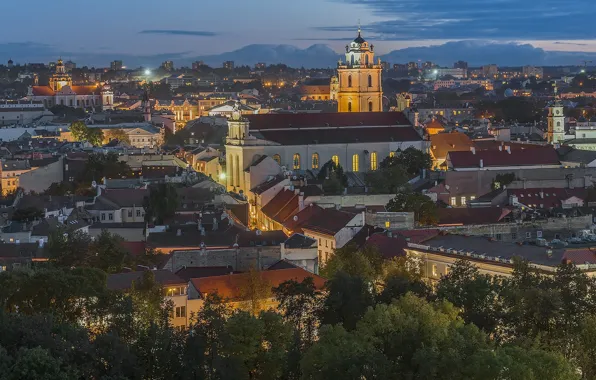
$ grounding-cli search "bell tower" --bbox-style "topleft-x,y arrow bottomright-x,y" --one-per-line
547,84 -> 565,144
336,25 -> 383,112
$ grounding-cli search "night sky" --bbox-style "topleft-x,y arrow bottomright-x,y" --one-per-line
1,0 -> 596,65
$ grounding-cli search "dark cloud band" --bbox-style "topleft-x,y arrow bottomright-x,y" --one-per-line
139,30 -> 218,37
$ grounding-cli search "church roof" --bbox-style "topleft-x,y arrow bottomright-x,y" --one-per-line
70,86 -> 100,95
353,31 -> 366,44
245,112 -> 411,130
31,86 -> 56,96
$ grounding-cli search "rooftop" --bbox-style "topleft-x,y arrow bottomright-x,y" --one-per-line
246,112 -> 411,130
107,270 -> 186,291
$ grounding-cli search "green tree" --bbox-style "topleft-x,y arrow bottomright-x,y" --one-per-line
239,267 -> 273,316
320,244 -> 383,283
89,230 -> 130,274
5,346 -> 76,380
317,161 -> 347,195
69,121 -> 104,146
393,147 -> 432,177
365,163 -> 409,194
104,128 -> 130,144
386,191 -> 437,225
11,207 -> 43,223
46,229 -> 92,268
144,183 -> 179,224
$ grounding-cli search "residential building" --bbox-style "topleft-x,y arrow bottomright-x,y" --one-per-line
454,61 -> 468,70
110,60 -> 123,71
445,146 -> 561,171
1,160 -> 32,195
88,189 -> 147,224
522,66 -> 543,78
481,64 -> 498,78
161,61 -> 174,71
223,61 -> 235,70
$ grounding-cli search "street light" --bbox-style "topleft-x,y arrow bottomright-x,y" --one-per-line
144,69 -> 151,76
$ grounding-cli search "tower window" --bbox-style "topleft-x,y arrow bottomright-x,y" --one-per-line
369,101 -> 373,112
348,102 -> 352,112
273,154 -> 281,165
371,152 -> 378,171
365,55 -> 369,66
332,155 -> 339,166
293,154 -> 301,170
311,153 -> 319,169
368,75 -> 372,87
352,154 -> 359,172
348,75 -> 352,88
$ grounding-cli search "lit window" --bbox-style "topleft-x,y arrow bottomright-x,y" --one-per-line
293,154 -> 301,170
450,197 -> 457,206
470,196 -> 476,201
348,75 -> 352,87
332,155 -> 339,166
311,153 -> 319,169
461,196 -> 467,205
348,102 -> 352,112
371,152 -> 378,171
389,151 -> 395,158
273,154 -> 281,165
445,266 -> 450,275
432,264 -> 438,277
385,221 -> 390,228
352,154 -> 359,172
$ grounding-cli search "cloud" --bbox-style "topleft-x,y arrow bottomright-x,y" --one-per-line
139,30 -> 219,37
320,0 -> 596,40
554,42 -> 588,46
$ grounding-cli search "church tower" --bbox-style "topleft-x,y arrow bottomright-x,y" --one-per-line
336,27 -> 383,112
49,58 -> 72,92
547,84 -> 565,144
142,89 -> 151,122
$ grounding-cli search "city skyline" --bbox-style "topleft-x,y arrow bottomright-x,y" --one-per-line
1,0 -> 596,66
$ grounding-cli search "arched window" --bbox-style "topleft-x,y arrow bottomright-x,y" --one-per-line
369,101 -> 373,112
272,154 -> 281,165
368,74 -> 372,87
365,55 -> 369,66
348,75 -> 352,87
350,55 -> 355,66
348,102 -> 352,112
311,153 -> 319,169
557,121 -> 561,127
352,154 -> 359,172
332,155 -> 339,166
293,154 -> 301,170
370,152 -> 378,171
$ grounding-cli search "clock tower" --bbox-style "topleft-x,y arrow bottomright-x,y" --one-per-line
547,84 -> 565,144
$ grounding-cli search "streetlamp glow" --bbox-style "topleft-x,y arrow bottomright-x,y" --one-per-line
219,173 -> 226,181
144,69 -> 151,76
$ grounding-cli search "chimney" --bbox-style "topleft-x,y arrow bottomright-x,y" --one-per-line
176,228 -> 182,236
470,147 -> 476,155
212,217 -> 218,231
540,191 -> 544,199
498,145 -> 502,151
479,159 -> 484,168
505,146 -> 511,154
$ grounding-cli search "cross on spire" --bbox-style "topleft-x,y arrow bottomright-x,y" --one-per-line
358,19 -> 361,35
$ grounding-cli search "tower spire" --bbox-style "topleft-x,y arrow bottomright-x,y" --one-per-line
358,19 -> 361,36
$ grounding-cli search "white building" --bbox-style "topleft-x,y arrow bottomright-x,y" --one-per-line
0,101 -> 54,126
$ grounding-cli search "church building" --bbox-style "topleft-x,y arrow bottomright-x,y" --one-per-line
336,28 -> 383,113
25,59 -> 113,110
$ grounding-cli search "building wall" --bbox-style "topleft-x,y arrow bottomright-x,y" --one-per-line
337,67 -> 383,112
19,157 -> 63,194
162,247 -> 281,273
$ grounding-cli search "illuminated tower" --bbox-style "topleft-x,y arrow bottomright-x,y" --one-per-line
547,84 -> 565,144
336,26 -> 383,112
48,58 -> 72,92
142,89 -> 152,122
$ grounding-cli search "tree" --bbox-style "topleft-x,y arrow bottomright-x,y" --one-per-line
5,346 -> 77,380
239,267 -> 273,315
143,183 -> 179,225
46,229 -> 93,268
319,272 -> 376,331
320,244 -> 383,283
386,191 -> 437,225
492,172 -> 517,190
365,163 -> 409,194
69,121 -> 104,146
104,128 -> 130,144
89,230 -> 130,274
317,161 -> 347,195
11,207 -> 43,223
393,147 -> 432,177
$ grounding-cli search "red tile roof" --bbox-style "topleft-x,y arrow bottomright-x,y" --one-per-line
246,112 -> 411,130
283,204 -> 324,233
257,126 -> 422,145
301,208 -> 358,236
71,85 -> 100,95
190,268 -> 326,301
261,189 -> 299,224
121,241 -> 147,256
563,249 -> 596,265
31,86 -> 55,96
447,146 -> 560,169
364,234 -> 408,259
508,188 -> 587,209
437,207 -> 511,226
430,132 -> 474,161
299,85 -> 331,95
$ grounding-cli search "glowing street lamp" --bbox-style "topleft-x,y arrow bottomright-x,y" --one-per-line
144,69 -> 151,76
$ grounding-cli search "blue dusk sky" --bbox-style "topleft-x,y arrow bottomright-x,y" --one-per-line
1,0 -> 596,65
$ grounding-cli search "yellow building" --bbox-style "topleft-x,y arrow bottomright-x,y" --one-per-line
1,160 -> 32,195
337,28 -> 383,113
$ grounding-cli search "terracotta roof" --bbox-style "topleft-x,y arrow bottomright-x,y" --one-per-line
255,126 -> 422,145
121,241 -> 147,256
437,207 -> 512,226
107,270 -> 186,291
250,175 -> 286,195
31,86 -> 55,96
447,146 -> 560,169
70,85 -> 100,95
508,188 -> 587,209
302,208 -> 358,236
364,234 -> 408,259
282,204 -> 324,233
299,85 -> 330,95
246,112 -> 411,130
190,268 -> 326,301
430,132 -> 474,160
425,119 -> 445,131
175,266 -> 234,282
261,189 -> 299,224
563,249 -> 596,265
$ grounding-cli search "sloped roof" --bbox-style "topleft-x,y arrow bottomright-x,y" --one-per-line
562,248 -> 596,265
508,188 -> 587,209
430,132 -> 474,160
246,112 -> 411,130
283,204 -> 324,234
31,86 -> 55,96
364,234 -> 408,259
255,126 -> 422,145
175,266 -> 234,282
190,268 -> 326,301
71,86 -> 100,95
301,208 -> 357,236
101,189 -> 148,208
261,189 -> 299,224
107,270 -> 186,291
447,146 -> 560,169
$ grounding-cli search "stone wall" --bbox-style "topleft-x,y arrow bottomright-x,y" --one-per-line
163,246 -> 281,273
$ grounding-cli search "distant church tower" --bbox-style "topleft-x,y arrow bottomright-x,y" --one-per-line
336,26 -> 383,112
547,84 -> 565,144
142,89 -> 152,122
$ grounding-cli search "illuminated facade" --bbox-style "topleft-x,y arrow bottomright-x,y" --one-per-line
547,89 -> 565,144
336,28 -> 383,113
26,59 -> 113,110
